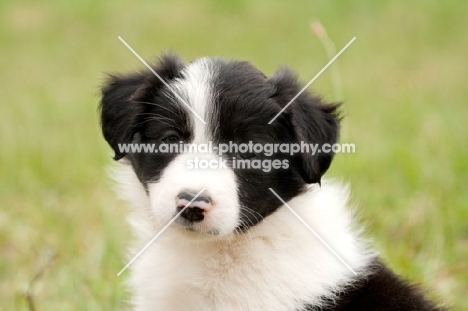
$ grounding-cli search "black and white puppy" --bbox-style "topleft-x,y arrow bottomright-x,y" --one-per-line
100,54 -> 445,310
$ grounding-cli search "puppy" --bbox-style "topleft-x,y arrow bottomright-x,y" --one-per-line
100,54 -> 445,310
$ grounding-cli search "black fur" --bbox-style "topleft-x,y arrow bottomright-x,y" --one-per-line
267,67 -> 341,184
100,54 -> 189,183
209,59 -> 340,228
302,260 -> 446,311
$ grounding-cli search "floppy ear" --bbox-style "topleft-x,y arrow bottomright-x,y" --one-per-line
99,54 -> 185,160
267,67 -> 341,184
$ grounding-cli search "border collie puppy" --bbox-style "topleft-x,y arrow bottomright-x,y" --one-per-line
100,54 -> 445,310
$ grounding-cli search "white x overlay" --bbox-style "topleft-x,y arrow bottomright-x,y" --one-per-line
268,36 -> 356,124
118,36 -> 207,124
115,36 -> 358,276
117,188 -> 207,276
268,188 -> 357,275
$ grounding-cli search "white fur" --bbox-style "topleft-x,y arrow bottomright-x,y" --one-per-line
157,59 -> 242,236
170,58 -> 214,143
113,163 -> 375,311
147,153 -> 241,236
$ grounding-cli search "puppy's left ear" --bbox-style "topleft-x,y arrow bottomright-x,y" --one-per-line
267,67 -> 341,184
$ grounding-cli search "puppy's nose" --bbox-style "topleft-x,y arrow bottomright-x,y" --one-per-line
176,191 -> 212,223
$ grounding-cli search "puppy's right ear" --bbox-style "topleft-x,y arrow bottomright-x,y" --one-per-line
99,54 -> 184,160
100,72 -> 148,160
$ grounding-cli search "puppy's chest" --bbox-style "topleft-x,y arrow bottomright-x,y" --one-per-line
158,241 -> 298,310
179,246 -> 260,291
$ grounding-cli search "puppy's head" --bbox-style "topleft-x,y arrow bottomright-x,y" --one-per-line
100,54 -> 340,236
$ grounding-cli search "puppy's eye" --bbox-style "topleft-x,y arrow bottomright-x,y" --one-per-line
162,135 -> 179,144
238,151 -> 257,159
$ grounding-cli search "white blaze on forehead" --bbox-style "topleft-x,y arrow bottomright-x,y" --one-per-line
171,58 -> 215,144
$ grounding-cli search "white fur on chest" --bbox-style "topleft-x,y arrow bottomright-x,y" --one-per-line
115,164 -> 374,311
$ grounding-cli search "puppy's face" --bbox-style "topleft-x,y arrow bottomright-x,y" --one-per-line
100,55 -> 339,237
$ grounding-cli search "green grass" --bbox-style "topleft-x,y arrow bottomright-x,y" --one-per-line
1,0 -> 467,309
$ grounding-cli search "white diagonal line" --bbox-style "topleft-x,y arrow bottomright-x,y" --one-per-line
268,36 -> 356,124
268,188 -> 357,275
117,188 -> 206,276
117,36 -> 207,125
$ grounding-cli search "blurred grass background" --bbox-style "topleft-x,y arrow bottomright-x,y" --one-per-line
1,0 -> 467,310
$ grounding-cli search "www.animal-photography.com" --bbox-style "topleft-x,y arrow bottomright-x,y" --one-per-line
1,1 -> 467,310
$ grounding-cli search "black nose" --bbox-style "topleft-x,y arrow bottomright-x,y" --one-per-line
177,206 -> 204,222
176,191 -> 212,223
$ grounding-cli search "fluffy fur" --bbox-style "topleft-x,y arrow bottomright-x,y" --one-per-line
100,54 -> 445,310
